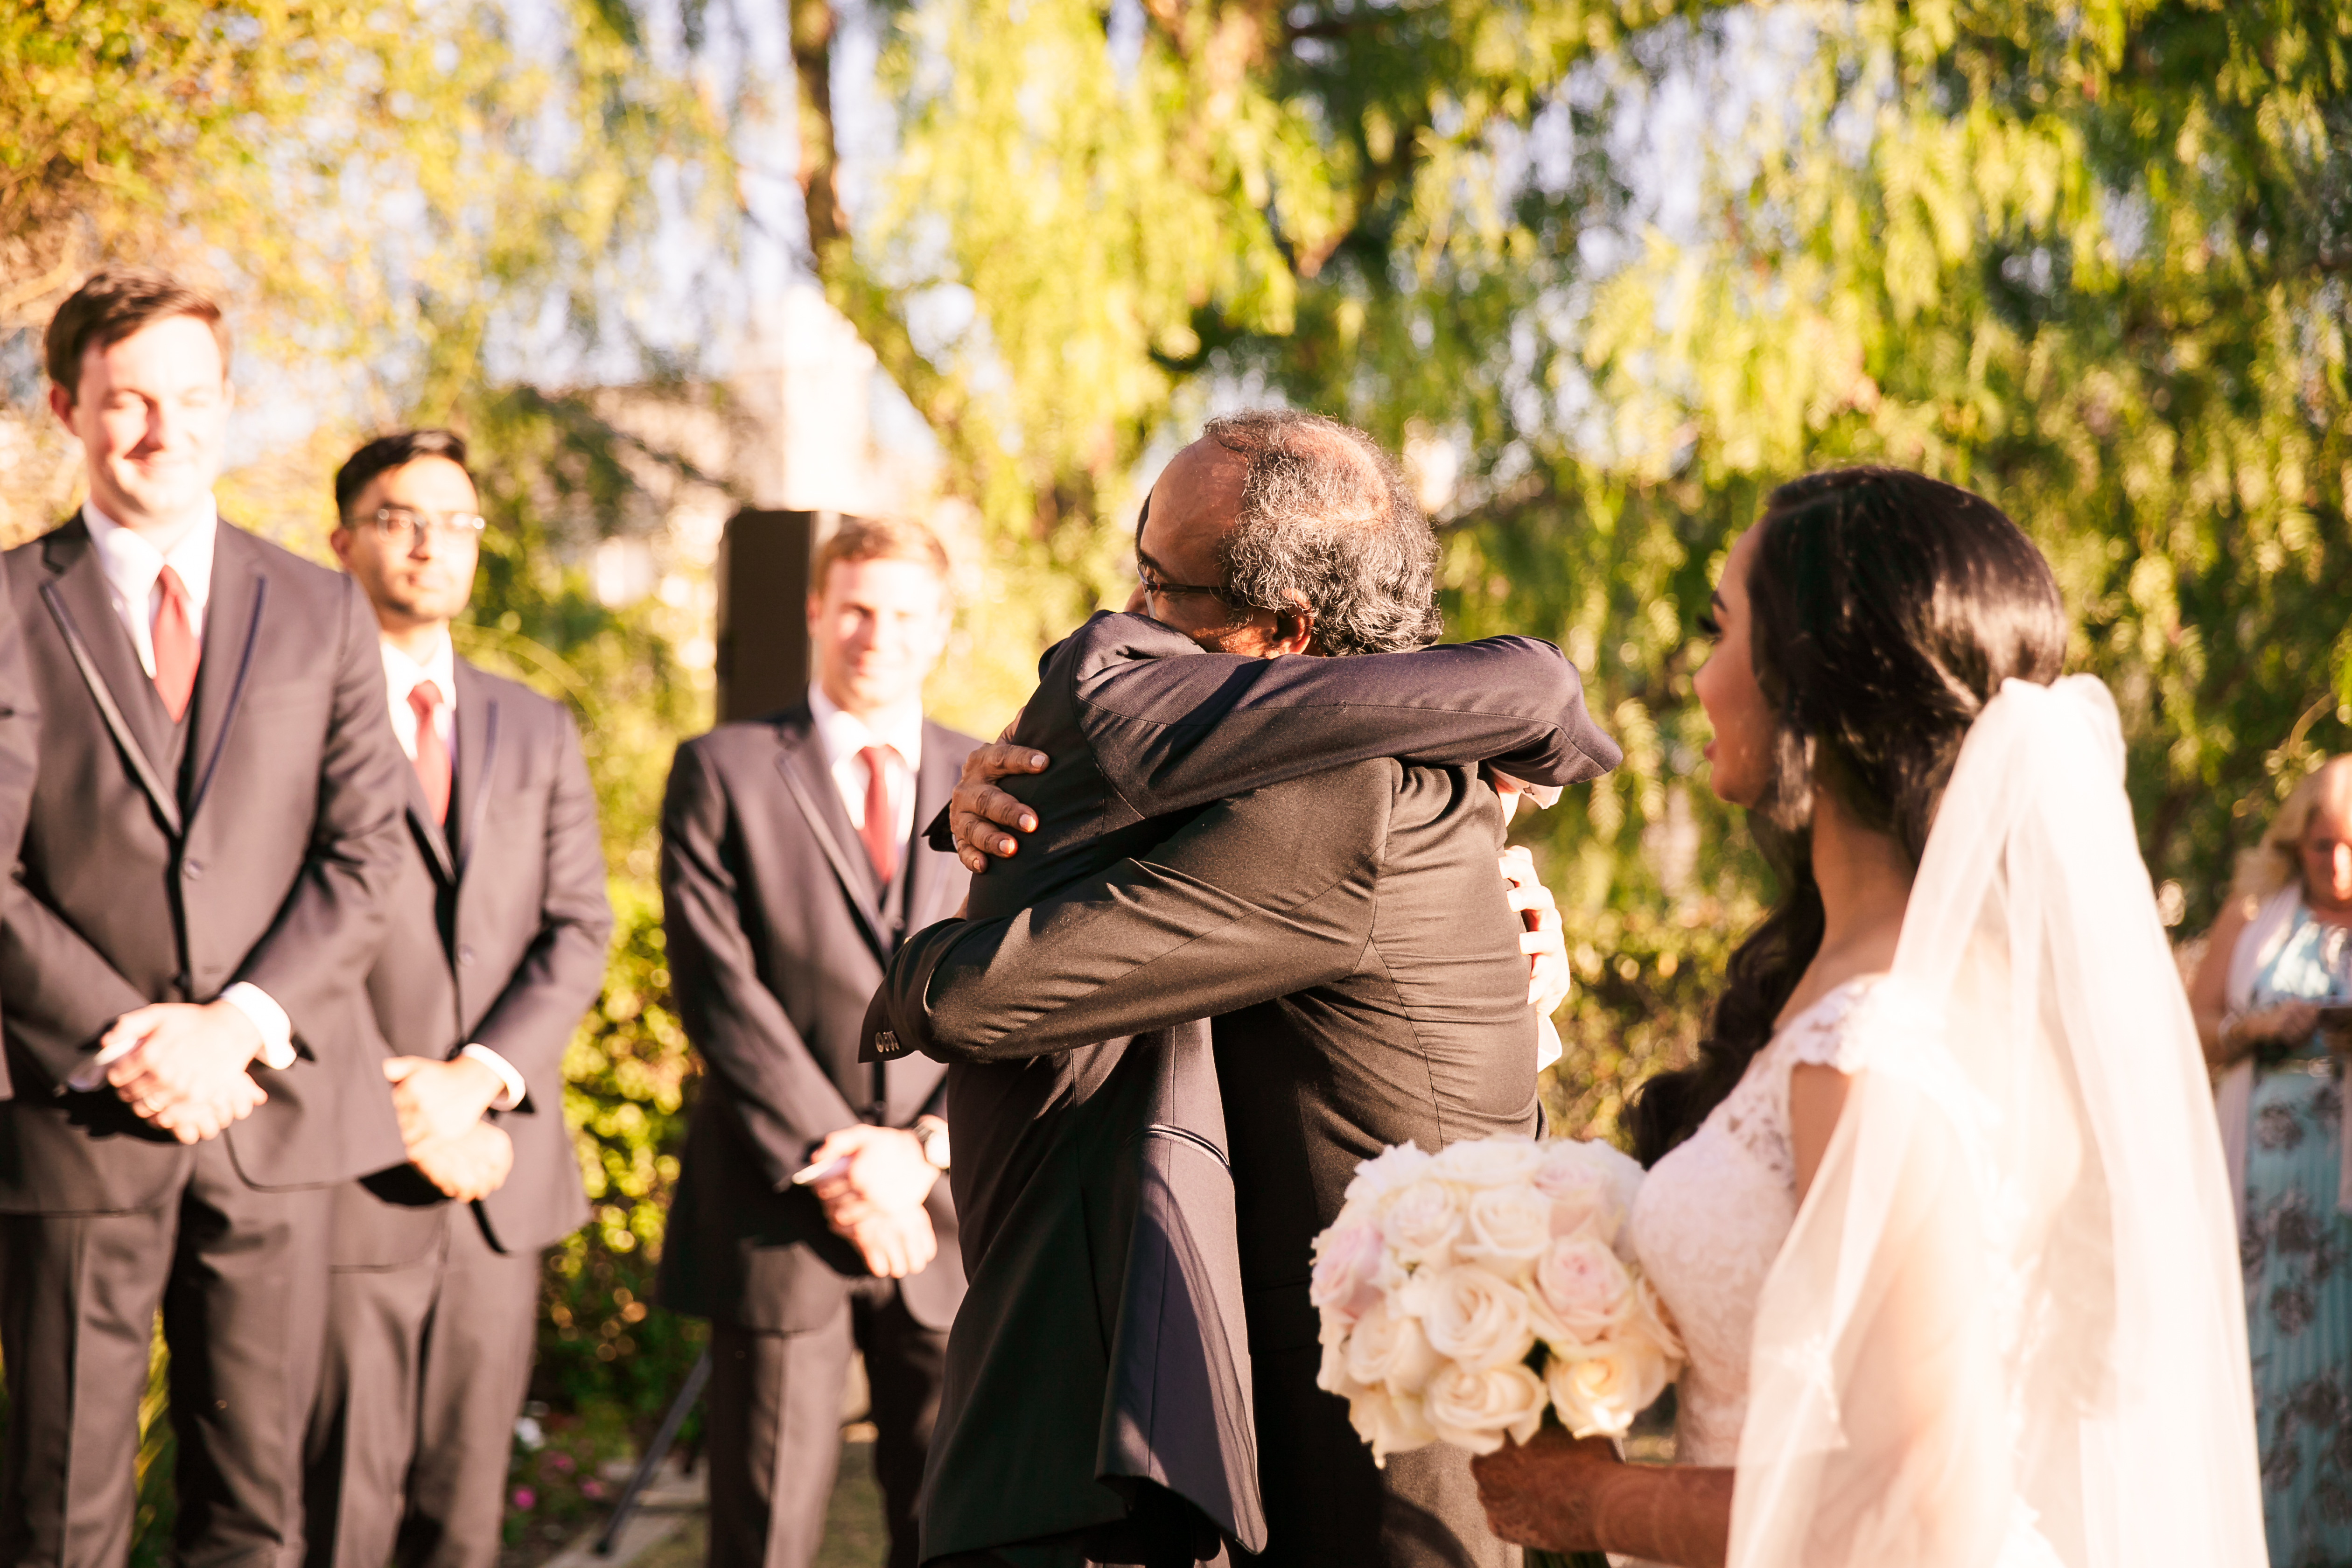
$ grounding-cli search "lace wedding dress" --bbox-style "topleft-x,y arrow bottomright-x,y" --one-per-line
1610,678 -> 2268,1568
1627,976 -> 1883,1470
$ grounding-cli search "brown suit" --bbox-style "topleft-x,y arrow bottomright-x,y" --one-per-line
0,516 -> 411,1568
657,704 -> 975,1568
304,656 -> 610,1568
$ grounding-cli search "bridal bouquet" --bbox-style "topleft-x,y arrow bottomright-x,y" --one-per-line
1311,1134 -> 1683,1568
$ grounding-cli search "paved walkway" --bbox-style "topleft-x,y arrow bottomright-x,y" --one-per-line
553,1437 -> 887,1568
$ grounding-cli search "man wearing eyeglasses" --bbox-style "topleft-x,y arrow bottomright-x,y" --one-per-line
302,430 -> 611,1568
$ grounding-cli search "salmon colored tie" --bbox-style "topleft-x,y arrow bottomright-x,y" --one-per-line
410,679 -> 451,824
151,565 -> 199,722
858,745 -> 898,885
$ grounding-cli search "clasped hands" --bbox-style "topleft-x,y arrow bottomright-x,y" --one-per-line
800,1121 -> 944,1281
945,739 -> 1573,1015
99,1000 -> 269,1144
385,1054 -> 512,1203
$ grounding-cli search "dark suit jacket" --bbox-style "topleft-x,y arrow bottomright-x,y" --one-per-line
332,657 -> 611,1268
657,703 -> 977,1334
0,517 -> 412,1213
861,613 -> 1618,1564
0,566 -> 38,1075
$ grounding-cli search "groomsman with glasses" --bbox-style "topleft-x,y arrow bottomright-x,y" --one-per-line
0,267 -> 413,1568
303,429 -> 611,1568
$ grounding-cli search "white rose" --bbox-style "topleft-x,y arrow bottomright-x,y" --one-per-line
1629,1274 -> 1687,1362
1456,1184 -> 1554,1280
1345,1141 -> 1435,1204
1310,1221 -> 1390,1329
1533,1139 -> 1645,1252
1318,1335 -> 1364,1400
1423,1362 -> 1549,1453
1418,1265 -> 1537,1371
1431,1135 -> 1545,1190
1546,1339 -> 1673,1439
1346,1384 -> 1437,1464
1529,1233 -> 1634,1346
1381,1178 -> 1466,1268
1342,1297 -> 1444,1396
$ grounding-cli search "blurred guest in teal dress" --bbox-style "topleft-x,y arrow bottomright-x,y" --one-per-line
2195,756 -> 2352,1566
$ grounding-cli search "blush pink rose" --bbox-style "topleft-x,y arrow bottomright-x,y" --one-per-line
1310,1222 -> 1388,1328
1531,1233 -> 1634,1344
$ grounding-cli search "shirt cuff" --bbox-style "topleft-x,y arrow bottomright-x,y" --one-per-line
65,1034 -> 138,1092
460,1044 -> 526,1112
221,984 -> 296,1071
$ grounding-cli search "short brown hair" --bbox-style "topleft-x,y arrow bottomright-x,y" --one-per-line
812,515 -> 951,589
46,267 -> 231,402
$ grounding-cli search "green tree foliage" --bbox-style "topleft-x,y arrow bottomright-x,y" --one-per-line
803,0 -> 2352,1136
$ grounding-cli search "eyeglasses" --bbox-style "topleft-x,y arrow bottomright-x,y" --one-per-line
369,505 -> 487,548
1135,564 -> 1237,616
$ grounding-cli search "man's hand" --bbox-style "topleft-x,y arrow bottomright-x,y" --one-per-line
948,735 -> 1048,874
1501,846 -> 1570,1015
409,1121 -> 515,1203
385,1055 -> 504,1152
839,1204 -> 938,1280
803,1123 -> 942,1228
104,1001 -> 270,1143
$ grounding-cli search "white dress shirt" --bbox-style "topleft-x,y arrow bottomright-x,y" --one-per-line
808,682 -> 923,854
70,499 -> 294,1083
378,632 -> 525,1112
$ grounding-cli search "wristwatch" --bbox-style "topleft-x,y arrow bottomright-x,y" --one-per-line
917,1118 -> 952,1172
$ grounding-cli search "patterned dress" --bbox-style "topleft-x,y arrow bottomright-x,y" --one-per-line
2240,901 -> 2352,1567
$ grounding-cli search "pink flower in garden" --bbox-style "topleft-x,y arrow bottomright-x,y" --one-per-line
511,1488 -> 536,1511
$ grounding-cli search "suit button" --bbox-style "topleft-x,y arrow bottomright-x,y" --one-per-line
182,860 -> 204,881
458,945 -> 476,965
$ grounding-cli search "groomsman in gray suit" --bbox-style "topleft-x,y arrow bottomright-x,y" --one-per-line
303,429 -> 611,1568
658,516 -> 977,1568
0,267 -> 412,1568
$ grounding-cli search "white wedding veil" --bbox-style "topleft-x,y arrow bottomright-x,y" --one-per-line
1729,675 -> 2268,1567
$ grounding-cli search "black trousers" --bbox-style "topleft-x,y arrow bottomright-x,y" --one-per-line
1248,1343 -> 1509,1568
0,1136 -> 334,1568
704,1280 -> 947,1568
302,1198 -> 539,1568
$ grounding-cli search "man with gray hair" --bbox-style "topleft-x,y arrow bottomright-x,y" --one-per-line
866,408 -> 1618,1567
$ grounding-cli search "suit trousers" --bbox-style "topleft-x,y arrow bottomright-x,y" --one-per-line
0,1136 -> 334,1568
1249,1342 -> 1508,1568
302,1198 -> 540,1568
705,1279 -> 947,1568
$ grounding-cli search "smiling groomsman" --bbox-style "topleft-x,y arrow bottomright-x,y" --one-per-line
658,517 -> 977,1568
0,267 -> 412,1568
302,430 -> 611,1568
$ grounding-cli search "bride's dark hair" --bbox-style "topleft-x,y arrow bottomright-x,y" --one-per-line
1627,467 -> 2068,1168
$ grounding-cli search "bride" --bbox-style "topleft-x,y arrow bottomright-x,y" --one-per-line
1471,468 -> 2267,1566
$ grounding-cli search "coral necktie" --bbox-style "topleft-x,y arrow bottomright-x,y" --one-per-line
410,679 -> 451,824
858,744 -> 898,886
151,564 -> 199,722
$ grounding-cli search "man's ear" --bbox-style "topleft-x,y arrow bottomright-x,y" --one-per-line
1271,590 -> 1317,657
45,382 -> 74,427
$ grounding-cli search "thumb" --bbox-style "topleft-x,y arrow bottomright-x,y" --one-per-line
384,1056 -> 425,1083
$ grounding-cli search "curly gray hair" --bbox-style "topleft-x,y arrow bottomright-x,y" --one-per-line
1204,409 -> 1442,656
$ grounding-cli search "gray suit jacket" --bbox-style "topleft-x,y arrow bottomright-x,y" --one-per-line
332,657 -> 611,1267
0,564 -> 37,1072
863,614 -> 1618,1564
0,517 -> 411,1212
657,704 -> 976,1333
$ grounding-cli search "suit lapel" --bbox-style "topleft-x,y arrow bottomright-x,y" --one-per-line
451,660 -> 496,879
36,523 -> 182,837
773,715 -> 889,961
902,722 -> 962,934
184,523 -> 266,827
403,762 -> 455,887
